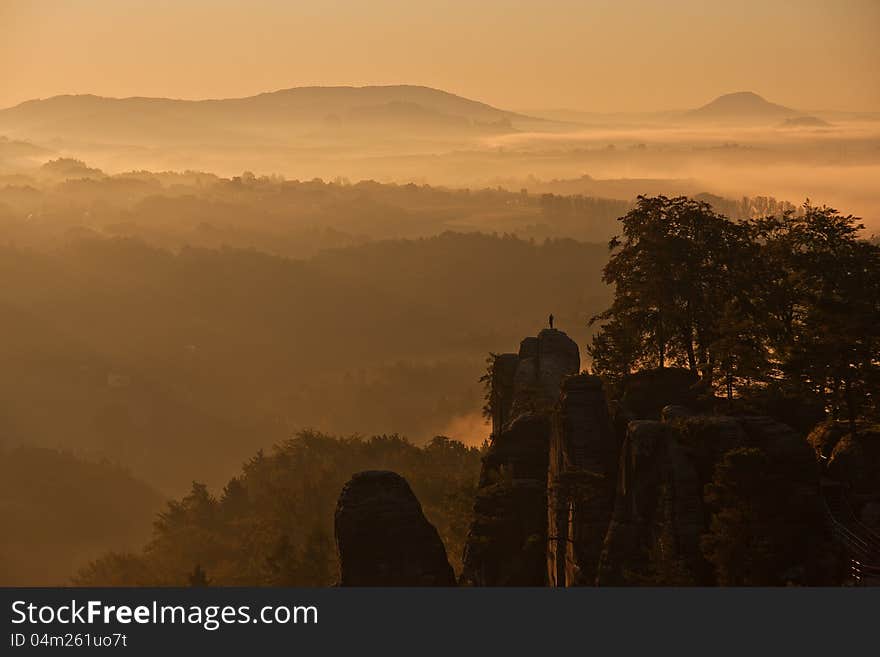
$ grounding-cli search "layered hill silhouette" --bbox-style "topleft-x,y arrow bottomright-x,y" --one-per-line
0,85 -> 551,145
0,135 -> 51,166
0,87 -> 834,145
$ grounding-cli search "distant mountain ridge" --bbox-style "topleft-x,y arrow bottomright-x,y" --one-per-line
0,85 -> 550,144
0,87 -> 815,144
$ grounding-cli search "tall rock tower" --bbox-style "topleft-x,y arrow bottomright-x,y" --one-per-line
335,471 -> 456,586
460,328 -> 579,586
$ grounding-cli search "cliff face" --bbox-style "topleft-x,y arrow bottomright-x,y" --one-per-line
509,330 -> 581,420
333,331 -> 835,586
335,470 -> 455,586
597,419 -> 704,584
460,328 -> 579,586
809,421 -> 880,529
459,413 -> 551,585
547,374 -> 618,586
617,367 -> 702,421
598,413 -> 827,585
476,340 -> 827,586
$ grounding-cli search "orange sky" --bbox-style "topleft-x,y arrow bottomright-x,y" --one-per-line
2,0 -> 879,112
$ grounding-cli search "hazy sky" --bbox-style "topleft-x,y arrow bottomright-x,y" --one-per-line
2,0 -> 878,112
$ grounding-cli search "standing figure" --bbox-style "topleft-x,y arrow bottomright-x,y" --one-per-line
549,313 -> 554,329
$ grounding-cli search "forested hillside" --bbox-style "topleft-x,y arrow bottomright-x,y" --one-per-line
0,231 -> 609,492
74,432 -> 481,586
0,446 -> 163,585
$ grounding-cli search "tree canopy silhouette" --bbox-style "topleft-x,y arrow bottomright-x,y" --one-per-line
589,196 -> 879,427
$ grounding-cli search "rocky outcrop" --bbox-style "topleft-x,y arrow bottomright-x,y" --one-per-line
460,414 -> 551,585
509,329 -> 581,420
547,374 -> 618,586
810,421 -> 880,529
333,327 -> 833,586
334,470 -> 455,586
466,333 -> 826,586
460,328 -> 579,586
598,420 -> 705,585
598,414 -> 825,585
488,353 -> 520,435
737,416 -> 818,489
810,422 -> 880,495
618,367 -> 701,421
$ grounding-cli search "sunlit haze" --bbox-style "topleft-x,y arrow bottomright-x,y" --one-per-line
2,0 -> 879,112
1,0 -> 879,592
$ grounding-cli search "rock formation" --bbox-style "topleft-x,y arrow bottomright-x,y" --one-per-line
334,470 -> 455,586
547,374 -> 618,586
464,336 -> 828,586
460,328 -> 579,586
598,419 -> 713,585
334,329 -> 837,586
619,367 -> 701,419
509,329 -> 581,419
598,413 -> 824,585
809,421 -> 880,529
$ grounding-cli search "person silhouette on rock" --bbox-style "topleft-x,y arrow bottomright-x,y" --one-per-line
549,314 -> 554,329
